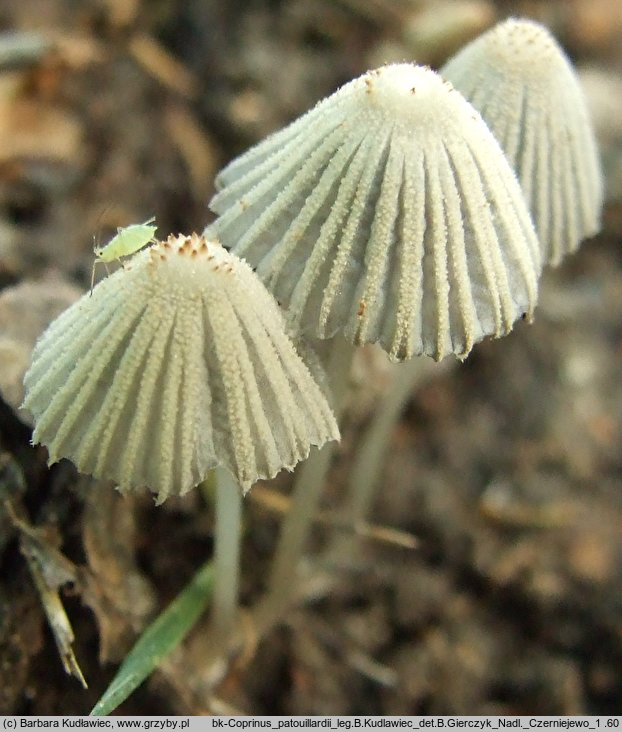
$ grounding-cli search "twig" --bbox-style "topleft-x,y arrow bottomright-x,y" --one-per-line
249,484 -> 419,550
128,34 -> 198,99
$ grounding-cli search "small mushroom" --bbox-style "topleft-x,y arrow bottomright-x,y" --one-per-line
22,233 -> 339,503
209,63 -> 541,362
442,17 -> 603,266
210,64 -> 543,629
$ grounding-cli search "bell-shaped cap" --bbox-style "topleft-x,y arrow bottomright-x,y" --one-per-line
442,17 -> 603,266
23,234 -> 339,502
208,63 -> 541,362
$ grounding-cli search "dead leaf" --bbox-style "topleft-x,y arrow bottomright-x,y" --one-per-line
81,486 -> 156,663
0,277 -> 82,420
102,0 -> 142,29
5,499 -> 86,688
0,85 -> 83,164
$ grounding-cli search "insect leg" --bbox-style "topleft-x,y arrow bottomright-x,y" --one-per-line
90,259 -> 103,296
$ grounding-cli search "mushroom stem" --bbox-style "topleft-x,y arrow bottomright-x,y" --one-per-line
210,467 -> 243,645
346,358 -> 430,526
256,336 -> 354,630
330,356 -> 451,561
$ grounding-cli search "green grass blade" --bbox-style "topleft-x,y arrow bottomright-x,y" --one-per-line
90,560 -> 214,716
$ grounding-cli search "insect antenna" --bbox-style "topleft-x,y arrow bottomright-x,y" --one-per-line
92,204 -> 113,254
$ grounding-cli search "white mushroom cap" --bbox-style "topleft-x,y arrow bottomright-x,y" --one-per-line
442,17 -> 603,266
209,63 -> 541,362
23,234 -> 339,502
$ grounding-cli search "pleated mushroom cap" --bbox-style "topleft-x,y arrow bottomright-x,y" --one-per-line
442,18 -> 603,266
23,234 -> 339,502
209,63 -> 541,362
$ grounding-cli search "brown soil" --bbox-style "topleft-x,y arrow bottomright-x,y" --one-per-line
1,0 -> 621,716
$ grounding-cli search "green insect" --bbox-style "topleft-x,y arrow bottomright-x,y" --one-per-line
90,217 -> 158,294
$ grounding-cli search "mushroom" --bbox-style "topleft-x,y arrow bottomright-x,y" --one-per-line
441,17 -> 603,265
23,233 -> 338,500
22,232 -> 339,645
209,62 -> 541,363
208,63 -> 543,625
343,19 -> 605,566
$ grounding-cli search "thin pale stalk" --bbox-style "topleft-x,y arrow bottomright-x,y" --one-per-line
346,357 -> 435,525
210,468 -> 243,645
255,336 -> 354,631
330,356 -> 452,563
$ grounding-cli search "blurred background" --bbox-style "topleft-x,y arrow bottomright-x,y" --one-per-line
0,0 -> 621,715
